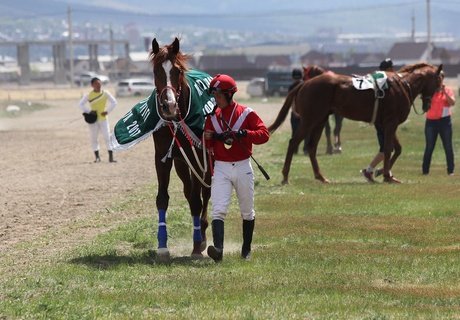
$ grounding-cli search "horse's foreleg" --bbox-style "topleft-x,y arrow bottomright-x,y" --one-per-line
174,158 -> 205,257
155,155 -> 173,260
382,128 -> 401,183
389,136 -> 402,170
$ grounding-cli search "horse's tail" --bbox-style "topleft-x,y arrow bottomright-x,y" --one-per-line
267,82 -> 303,133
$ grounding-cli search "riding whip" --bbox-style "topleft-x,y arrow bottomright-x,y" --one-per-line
219,116 -> 270,180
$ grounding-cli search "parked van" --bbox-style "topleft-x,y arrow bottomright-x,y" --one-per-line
264,69 -> 292,96
115,78 -> 155,97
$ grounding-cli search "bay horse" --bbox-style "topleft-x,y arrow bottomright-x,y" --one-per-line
303,65 -> 344,154
149,37 -> 212,260
269,63 -> 442,184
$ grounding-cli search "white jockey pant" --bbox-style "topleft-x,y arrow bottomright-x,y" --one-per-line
87,119 -> 112,152
211,158 -> 255,221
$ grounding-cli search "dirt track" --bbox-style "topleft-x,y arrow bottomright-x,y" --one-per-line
0,91 -> 283,258
0,97 -> 157,253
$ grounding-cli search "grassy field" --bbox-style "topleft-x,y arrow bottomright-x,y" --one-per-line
1,99 -> 460,319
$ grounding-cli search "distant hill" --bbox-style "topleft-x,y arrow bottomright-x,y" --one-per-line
1,0 -> 460,53
1,0 -> 460,36
53,0 -> 460,36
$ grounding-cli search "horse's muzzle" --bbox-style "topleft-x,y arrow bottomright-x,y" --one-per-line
422,97 -> 432,112
161,101 -> 180,120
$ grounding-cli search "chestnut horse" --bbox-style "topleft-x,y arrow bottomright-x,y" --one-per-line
150,38 -> 212,260
303,65 -> 344,154
269,63 -> 442,184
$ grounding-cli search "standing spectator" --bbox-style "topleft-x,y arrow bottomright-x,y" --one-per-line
204,74 -> 269,262
422,70 -> 455,175
361,58 -> 396,182
289,68 -> 308,154
78,77 -> 118,163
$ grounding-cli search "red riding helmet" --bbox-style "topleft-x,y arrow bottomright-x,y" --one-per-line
208,74 -> 238,94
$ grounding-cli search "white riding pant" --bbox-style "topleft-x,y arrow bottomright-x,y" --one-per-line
211,158 -> 255,221
88,119 -> 112,152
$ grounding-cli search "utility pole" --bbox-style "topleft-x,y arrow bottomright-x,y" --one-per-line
68,5 -> 74,87
426,0 -> 432,62
411,10 -> 415,42
110,24 -> 116,78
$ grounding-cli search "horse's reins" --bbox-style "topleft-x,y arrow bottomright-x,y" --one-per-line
166,122 -> 210,188
400,73 -> 429,115
160,77 -> 211,188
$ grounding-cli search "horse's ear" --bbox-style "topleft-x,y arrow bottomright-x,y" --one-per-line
172,37 -> 180,54
152,38 -> 160,55
436,64 -> 443,75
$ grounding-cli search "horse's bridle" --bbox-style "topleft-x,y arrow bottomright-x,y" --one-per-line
400,75 -> 432,115
157,69 -> 185,120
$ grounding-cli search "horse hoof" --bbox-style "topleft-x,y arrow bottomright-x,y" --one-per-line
384,176 -> 401,184
200,240 -> 207,252
375,168 -> 383,177
191,252 -> 204,260
156,248 -> 170,263
281,179 -> 289,185
315,176 -> 330,183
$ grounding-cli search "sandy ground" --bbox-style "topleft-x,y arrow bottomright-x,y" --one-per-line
0,87 -> 283,260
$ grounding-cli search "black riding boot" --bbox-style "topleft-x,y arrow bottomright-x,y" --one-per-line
94,150 -> 101,163
207,219 -> 224,262
241,219 -> 255,260
108,150 -> 116,163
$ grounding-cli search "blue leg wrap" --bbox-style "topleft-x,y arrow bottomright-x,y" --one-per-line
193,215 -> 202,242
158,209 -> 167,248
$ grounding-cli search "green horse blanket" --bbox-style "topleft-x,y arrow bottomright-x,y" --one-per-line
111,70 -> 215,151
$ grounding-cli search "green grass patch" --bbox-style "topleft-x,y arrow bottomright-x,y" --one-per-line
1,100 -> 460,319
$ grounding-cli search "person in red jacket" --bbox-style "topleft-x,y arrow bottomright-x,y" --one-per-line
422,70 -> 456,175
204,74 -> 269,262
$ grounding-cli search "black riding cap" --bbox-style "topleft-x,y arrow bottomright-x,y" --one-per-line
379,58 -> 393,71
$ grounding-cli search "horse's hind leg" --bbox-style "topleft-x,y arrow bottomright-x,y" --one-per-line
324,116 -> 333,155
174,158 -> 205,257
333,114 -> 344,153
309,122 -> 330,183
200,173 -> 211,251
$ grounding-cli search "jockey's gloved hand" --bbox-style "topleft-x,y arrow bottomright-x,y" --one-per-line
235,129 -> 247,138
213,131 -> 232,141
212,132 -> 225,141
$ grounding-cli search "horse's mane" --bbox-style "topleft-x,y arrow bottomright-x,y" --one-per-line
303,65 -> 326,80
149,44 -> 191,71
398,62 -> 433,73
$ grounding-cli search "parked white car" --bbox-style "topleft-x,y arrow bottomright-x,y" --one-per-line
74,72 -> 110,86
115,78 -> 155,97
246,77 -> 266,97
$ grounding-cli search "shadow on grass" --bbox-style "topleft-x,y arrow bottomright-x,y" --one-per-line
69,250 -> 213,269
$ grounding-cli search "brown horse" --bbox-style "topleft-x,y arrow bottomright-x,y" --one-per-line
269,63 -> 443,184
150,37 -> 212,260
303,65 -> 345,154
